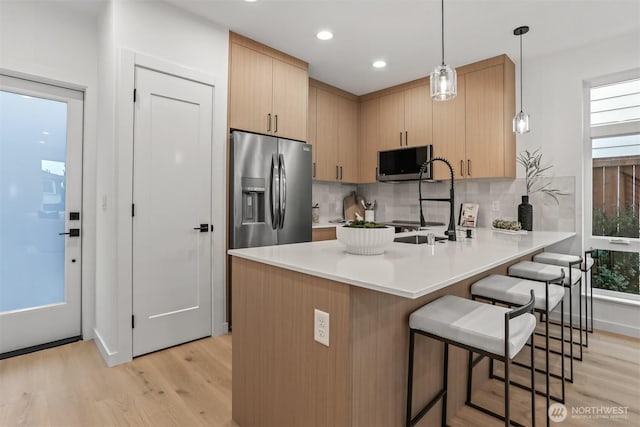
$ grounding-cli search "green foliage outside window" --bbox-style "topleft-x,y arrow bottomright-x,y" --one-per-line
591,207 -> 640,295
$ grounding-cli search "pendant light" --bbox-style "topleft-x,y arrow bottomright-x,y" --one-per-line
513,25 -> 530,134
430,0 -> 456,101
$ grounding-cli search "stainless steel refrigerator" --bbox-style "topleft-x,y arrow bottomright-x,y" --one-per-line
230,130 -> 312,249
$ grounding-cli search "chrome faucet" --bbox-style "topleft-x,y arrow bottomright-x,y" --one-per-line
418,157 -> 456,241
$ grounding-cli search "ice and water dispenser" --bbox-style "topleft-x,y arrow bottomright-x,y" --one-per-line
241,177 -> 265,224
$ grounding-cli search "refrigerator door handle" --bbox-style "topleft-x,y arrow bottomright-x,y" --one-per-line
279,153 -> 286,229
271,154 -> 280,229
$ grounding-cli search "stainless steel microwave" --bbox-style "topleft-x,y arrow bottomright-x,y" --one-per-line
377,145 -> 433,182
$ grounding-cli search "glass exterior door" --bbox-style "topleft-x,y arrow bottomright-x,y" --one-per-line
0,75 -> 83,355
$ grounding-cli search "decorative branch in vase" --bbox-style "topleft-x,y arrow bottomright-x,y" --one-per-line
517,148 -> 567,231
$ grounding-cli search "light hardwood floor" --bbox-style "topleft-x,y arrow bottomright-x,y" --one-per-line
0,331 -> 638,426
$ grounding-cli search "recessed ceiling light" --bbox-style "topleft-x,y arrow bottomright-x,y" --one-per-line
316,31 -> 333,41
372,60 -> 387,69
42,131 -> 49,135
244,0 -> 257,2
39,140 -> 46,144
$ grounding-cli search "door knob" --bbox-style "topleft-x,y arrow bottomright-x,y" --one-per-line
193,224 -> 209,232
59,228 -> 80,237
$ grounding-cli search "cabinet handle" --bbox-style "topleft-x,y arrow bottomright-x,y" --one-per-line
313,162 -> 316,178
267,113 -> 272,132
467,159 -> 471,176
405,131 -> 408,146
336,165 -> 339,180
340,166 -> 343,180
460,160 -> 464,177
399,132 -> 403,147
274,114 -> 278,133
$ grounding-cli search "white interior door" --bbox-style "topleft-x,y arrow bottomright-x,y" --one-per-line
0,75 -> 83,355
132,66 -> 213,356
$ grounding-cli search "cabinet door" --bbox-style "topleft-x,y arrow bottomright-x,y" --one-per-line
465,65 -> 504,178
403,85 -> 432,147
432,76 -> 466,180
229,43 -> 273,134
359,98 -> 380,183
338,97 -> 359,183
315,89 -> 339,181
273,58 -> 308,141
378,91 -> 405,150
308,85 -> 317,178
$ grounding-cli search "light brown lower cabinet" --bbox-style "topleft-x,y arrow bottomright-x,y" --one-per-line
312,227 -> 336,241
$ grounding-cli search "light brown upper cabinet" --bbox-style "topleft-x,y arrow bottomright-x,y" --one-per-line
432,75 -> 466,180
308,85 -> 317,178
229,33 -> 308,142
463,57 -> 515,179
309,80 -> 359,183
359,98 -> 380,184
377,83 -> 433,150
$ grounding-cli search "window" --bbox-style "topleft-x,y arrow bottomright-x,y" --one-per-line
586,74 -> 640,297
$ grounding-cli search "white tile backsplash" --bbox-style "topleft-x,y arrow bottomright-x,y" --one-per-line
313,176 -> 576,232
312,181 -> 357,223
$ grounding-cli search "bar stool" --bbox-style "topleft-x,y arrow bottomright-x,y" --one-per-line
533,252 -> 588,352
583,250 -> 596,336
471,274 -> 565,426
406,293 -> 536,427
509,260 -> 580,383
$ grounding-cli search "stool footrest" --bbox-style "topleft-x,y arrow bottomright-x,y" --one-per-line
465,402 -> 528,427
408,388 -> 446,427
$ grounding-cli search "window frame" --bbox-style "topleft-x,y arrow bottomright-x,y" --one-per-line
583,68 -> 640,300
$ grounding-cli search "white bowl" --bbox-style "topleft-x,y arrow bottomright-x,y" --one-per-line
336,225 -> 395,255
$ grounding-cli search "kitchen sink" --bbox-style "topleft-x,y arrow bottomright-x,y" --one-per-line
394,235 -> 449,244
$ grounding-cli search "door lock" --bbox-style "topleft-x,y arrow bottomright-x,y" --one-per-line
59,228 -> 80,237
193,224 -> 209,232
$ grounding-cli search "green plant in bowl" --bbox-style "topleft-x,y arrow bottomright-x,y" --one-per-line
344,220 -> 388,229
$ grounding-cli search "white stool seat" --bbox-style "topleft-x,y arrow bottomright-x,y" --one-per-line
509,261 -> 581,286
471,274 -> 565,312
410,295 -> 536,359
533,251 -> 595,271
534,252 -> 580,266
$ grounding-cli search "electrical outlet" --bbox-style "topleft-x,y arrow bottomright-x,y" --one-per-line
314,309 -> 330,347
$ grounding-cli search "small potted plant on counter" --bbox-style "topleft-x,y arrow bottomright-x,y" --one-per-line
336,220 -> 395,255
517,148 -> 567,231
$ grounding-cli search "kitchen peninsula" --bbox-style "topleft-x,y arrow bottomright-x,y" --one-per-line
229,228 -> 575,427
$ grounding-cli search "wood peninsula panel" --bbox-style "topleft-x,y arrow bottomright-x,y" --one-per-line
232,257 -> 351,427
232,249 -> 541,427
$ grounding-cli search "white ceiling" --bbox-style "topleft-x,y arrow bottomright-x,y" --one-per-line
163,0 -> 640,95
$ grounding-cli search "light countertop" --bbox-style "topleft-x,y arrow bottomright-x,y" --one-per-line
228,228 -> 576,299
312,222 -> 341,229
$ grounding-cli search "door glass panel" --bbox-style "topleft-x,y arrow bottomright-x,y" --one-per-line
0,90 -> 67,312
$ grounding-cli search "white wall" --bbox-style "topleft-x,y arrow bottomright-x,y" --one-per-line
517,30 -> 640,337
0,0 -> 99,341
93,0 -> 230,366
516,30 -> 640,256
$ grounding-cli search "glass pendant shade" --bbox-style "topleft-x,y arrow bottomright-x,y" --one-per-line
513,110 -> 530,134
430,64 -> 457,101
